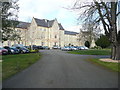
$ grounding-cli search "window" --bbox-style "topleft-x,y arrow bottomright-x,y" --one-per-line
41,42 -> 44,46
55,35 -> 57,38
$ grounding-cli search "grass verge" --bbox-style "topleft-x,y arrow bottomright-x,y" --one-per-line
2,53 -> 41,80
68,49 -> 111,55
87,58 -> 119,72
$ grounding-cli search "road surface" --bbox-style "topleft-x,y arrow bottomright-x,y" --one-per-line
3,50 -> 118,88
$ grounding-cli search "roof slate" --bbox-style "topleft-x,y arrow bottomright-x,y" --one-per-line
16,18 -> 66,31
34,18 -> 49,27
34,18 -> 64,30
16,21 -> 30,29
65,31 -> 79,35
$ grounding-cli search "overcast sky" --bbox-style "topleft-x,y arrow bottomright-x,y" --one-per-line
17,0 -> 119,32
17,0 -> 83,32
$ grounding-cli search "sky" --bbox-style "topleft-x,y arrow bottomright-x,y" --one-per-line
17,0 -> 83,32
17,0 -> 119,33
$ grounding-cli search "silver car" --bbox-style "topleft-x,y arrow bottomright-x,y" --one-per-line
61,46 -> 71,51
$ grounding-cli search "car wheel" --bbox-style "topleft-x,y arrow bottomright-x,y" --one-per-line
21,51 -> 24,54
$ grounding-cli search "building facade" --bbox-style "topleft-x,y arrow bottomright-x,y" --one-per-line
3,17 -> 95,48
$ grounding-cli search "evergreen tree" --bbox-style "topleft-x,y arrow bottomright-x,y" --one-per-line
0,0 -> 20,42
95,35 -> 111,48
72,0 -> 120,60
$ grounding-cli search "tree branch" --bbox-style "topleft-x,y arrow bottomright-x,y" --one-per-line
93,0 -> 110,36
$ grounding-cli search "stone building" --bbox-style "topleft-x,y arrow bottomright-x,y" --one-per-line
27,17 -> 65,48
2,17 -> 96,48
3,21 -> 30,46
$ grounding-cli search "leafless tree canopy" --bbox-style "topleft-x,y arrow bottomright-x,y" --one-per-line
72,0 -> 120,60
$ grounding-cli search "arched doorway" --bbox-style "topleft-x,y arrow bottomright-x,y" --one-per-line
84,41 -> 90,48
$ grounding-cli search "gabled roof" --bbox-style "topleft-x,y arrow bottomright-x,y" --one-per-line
34,18 -> 49,27
34,18 -> 64,30
65,31 -> 79,35
16,21 -> 30,29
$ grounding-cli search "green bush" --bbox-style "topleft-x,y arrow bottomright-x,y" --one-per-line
95,35 -> 111,48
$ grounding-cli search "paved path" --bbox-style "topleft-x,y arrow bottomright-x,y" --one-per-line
3,50 -> 118,88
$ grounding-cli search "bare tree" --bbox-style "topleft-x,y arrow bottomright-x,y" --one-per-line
72,0 -> 120,60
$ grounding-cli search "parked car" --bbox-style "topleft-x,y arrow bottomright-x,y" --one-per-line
77,46 -> 84,50
69,46 -> 78,50
61,46 -> 71,51
37,46 -> 44,49
43,46 -> 50,50
4,46 -> 19,54
0,47 -> 8,55
24,46 -> 30,49
32,45 -> 38,50
4,46 -> 14,54
77,46 -> 88,50
52,46 -> 61,49
83,46 -> 89,50
16,47 -> 30,53
10,47 -> 20,54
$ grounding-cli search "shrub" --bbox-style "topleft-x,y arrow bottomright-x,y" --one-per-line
95,35 -> 111,48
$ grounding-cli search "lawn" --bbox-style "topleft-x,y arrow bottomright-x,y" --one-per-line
68,49 -> 111,55
0,62 -> 1,81
2,53 -> 41,80
68,49 -> 119,72
87,58 -> 119,72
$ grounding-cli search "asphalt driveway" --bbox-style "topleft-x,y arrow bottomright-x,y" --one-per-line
3,50 -> 118,88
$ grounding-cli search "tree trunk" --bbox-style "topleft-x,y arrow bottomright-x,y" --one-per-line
111,44 -> 120,60
115,44 -> 120,60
